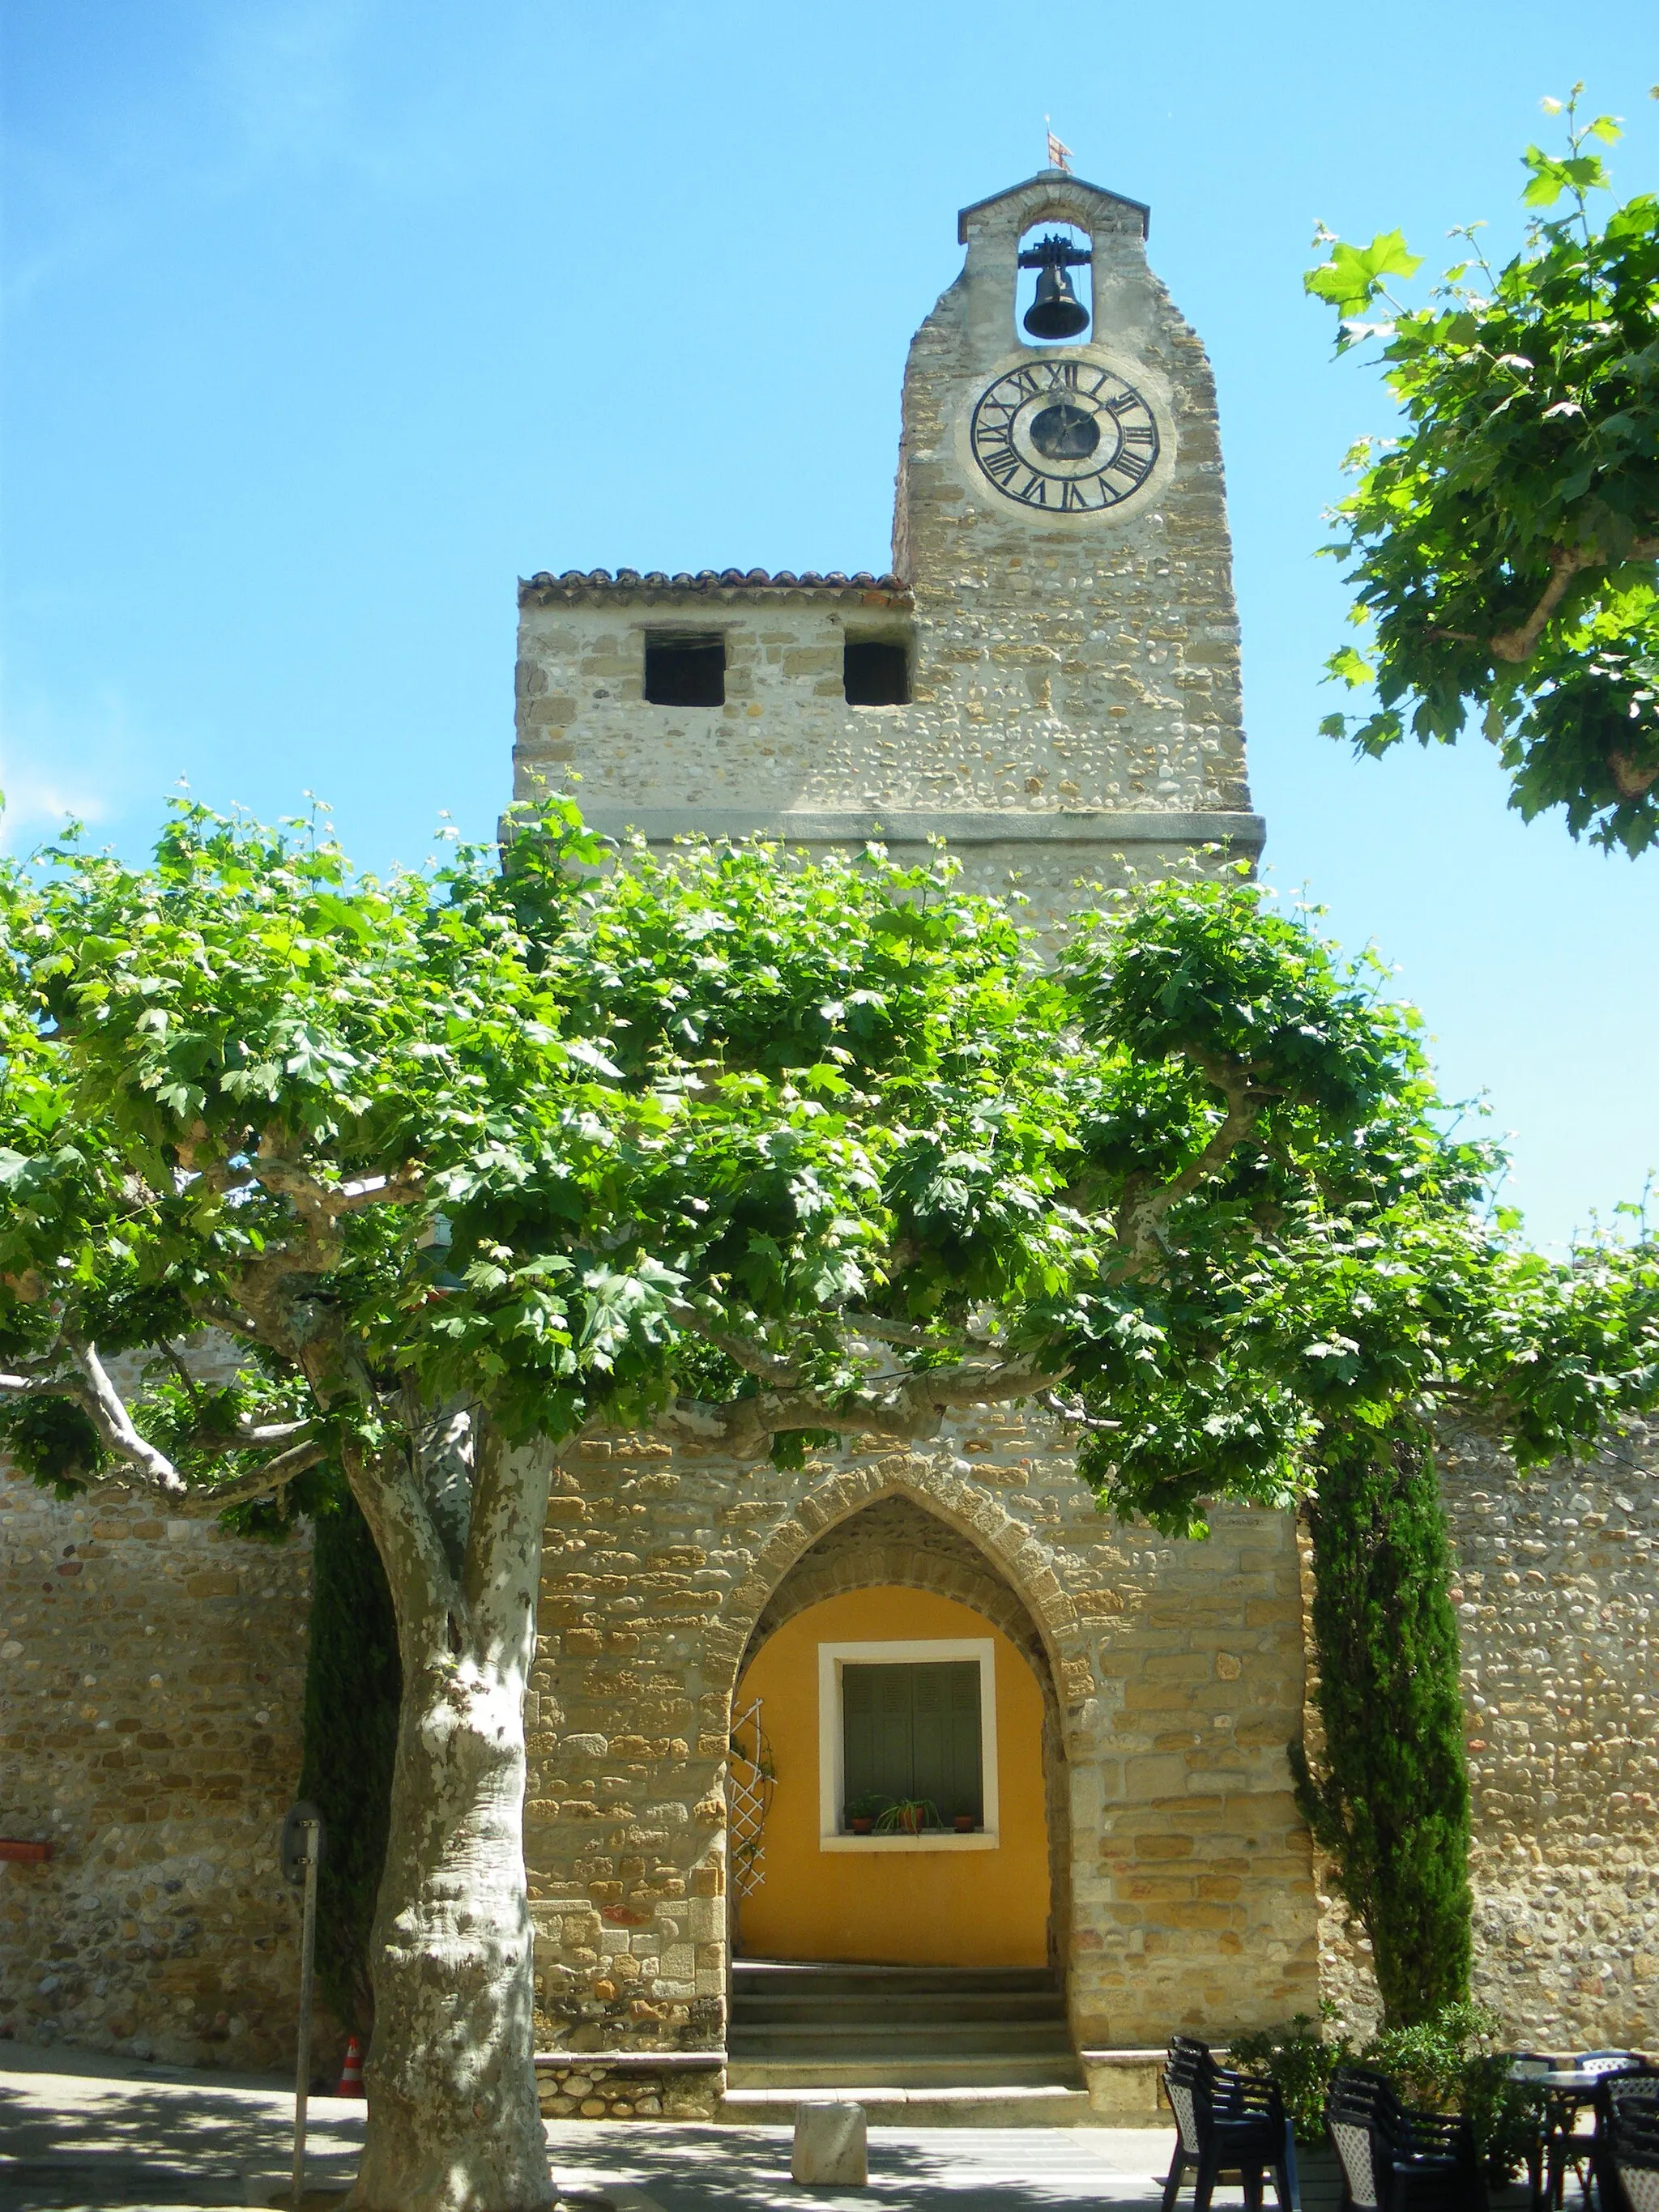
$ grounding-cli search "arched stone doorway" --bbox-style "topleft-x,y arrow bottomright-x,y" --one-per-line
727,1495 -> 1071,1979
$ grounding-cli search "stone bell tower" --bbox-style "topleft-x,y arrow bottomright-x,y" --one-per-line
513,167 -> 1261,915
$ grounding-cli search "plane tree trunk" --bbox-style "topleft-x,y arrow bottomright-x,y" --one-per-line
343,1421 -> 555,2212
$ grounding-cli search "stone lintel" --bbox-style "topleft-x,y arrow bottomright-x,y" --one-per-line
580,808 -> 1265,853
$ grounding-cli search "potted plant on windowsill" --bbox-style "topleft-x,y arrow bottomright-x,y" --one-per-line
875,1796 -> 940,1836
953,1813 -> 979,1833
844,1792 -> 889,1836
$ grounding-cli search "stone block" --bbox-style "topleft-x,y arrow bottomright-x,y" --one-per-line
1124,1753 -> 1191,1798
791,2100 -> 868,2185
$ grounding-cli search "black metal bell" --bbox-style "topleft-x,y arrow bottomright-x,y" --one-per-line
1024,261 -> 1089,340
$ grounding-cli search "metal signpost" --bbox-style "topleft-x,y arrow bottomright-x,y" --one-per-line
280,1802 -> 326,2212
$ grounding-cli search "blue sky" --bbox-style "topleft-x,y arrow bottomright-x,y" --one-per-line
3,1 -> 1656,1248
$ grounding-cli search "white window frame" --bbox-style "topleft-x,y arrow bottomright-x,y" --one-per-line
817,1637 -> 999,1852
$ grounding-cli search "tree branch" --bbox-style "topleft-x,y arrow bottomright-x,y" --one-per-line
187,1299 -> 267,1344
171,1433 -> 332,1515
1114,1050 -> 1263,1270
839,1315 -> 980,1352
252,1148 -> 423,1221
193,1413 -> 317,1452
665,1298 -> 802,1384
1038,1387 -> 1123,1434
335,1167 -> 425,1211
1484,537 -> 1659,666
67,1340 -> 190,1496
1608,750 -> 1659,801
1489,547 -> 1596,663
3,1331 -> 331,1513
656,1351 -> 1063,1460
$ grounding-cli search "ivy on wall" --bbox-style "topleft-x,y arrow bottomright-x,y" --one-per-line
296,1483 -> 401,2033
1291,1432 -> 1473,2026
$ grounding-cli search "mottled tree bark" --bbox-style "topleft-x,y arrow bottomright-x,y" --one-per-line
346,1421 -> 554,2212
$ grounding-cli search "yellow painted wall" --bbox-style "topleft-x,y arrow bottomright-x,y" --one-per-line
734,1587 -> 1051,1967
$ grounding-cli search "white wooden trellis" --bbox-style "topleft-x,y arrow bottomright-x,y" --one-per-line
728,1696 -> 774,1899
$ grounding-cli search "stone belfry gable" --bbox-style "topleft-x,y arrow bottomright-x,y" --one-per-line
894,171 -> 1252,822
511,168 -> 1263,918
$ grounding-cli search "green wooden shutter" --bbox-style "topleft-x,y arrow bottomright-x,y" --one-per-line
840,1660 -> 983,1824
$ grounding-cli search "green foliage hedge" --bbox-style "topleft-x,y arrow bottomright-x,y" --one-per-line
1291,1433 -> 1472,2027
1235,2002 -> 1543,2181
296,1484 -> 400,2033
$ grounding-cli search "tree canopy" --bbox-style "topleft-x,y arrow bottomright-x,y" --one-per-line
1307,90 -> 1659,854
3,796 -> 1654,1532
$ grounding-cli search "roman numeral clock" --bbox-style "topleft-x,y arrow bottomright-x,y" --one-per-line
970,356 -> 1160,513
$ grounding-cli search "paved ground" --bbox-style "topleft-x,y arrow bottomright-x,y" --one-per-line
544,2120 -> 1191,2212
0,2044 -> 1214,2211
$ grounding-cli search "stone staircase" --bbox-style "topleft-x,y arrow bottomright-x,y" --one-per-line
721,1959 -> 1094,2127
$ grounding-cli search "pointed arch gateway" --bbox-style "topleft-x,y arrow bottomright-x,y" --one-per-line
719,1481 -> 1074,1983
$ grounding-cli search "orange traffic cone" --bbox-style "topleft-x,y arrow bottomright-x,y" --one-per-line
336,2033 -> 365,2096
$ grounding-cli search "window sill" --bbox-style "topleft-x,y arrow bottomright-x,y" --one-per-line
819,1831 -> 999,1853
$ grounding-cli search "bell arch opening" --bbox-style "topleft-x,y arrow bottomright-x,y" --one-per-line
726,1493 -> 1073,1986
1015,219 -> 1093,345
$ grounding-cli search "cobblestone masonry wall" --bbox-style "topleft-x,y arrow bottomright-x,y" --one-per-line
1315,1421 -> 1659,2048
523,1408 -> 1319,2075
0,1463 -> 311,2067
4,1410 -> 1653,2079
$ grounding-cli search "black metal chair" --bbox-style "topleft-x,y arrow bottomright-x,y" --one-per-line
1514,2052 -> 1644,2210
1593,2073 -> 1659,2212
1161,2035 -> 1299,2210
1326,2063 -> 1485,2212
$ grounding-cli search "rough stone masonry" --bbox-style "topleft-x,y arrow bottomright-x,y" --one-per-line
3,1421 -> 1654,2101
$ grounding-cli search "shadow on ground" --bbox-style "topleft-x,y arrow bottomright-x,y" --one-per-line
0,2055 -> 1205,2212
548,2120 -> 1199,2212
0,2065 -> 363,2210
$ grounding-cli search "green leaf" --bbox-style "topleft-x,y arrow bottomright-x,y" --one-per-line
1520,146 -> 1610,207
1305,230 -> 1424,318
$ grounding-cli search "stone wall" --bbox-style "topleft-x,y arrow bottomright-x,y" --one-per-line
534,2053 -> 722,2121
524,1407 -> 1319,2062
5,1403 -> 1653,2082
511,580 -> 1260,942
0,1464 -> 311,2067
1315,1421 -> 1659,2048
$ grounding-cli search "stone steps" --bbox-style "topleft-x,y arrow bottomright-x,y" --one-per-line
729,2023 -> 1076,2056
726,2053 -> 1084,2089
725,1958 -> 1086,2112
737,1988 -> 1062,2025
735,1962 -> 1053,1996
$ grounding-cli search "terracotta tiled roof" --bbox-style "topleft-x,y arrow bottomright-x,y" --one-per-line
518,567 -> 912,604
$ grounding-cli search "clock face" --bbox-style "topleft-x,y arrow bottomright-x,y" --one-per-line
970,356 -> 1160,513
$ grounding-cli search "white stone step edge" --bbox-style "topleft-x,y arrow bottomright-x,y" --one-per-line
719,2087 -> 1107,2130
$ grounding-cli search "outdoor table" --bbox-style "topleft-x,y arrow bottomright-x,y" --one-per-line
1508,2056 -> 1639,2211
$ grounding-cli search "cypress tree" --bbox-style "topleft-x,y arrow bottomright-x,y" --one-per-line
296,1485 -> 401,2033
1290,1429 -> 1472,2026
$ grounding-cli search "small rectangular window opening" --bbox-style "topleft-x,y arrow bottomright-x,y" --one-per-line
842,1660 -> 983,1826
645,632 -> 725,706
844,637 -> 911,707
